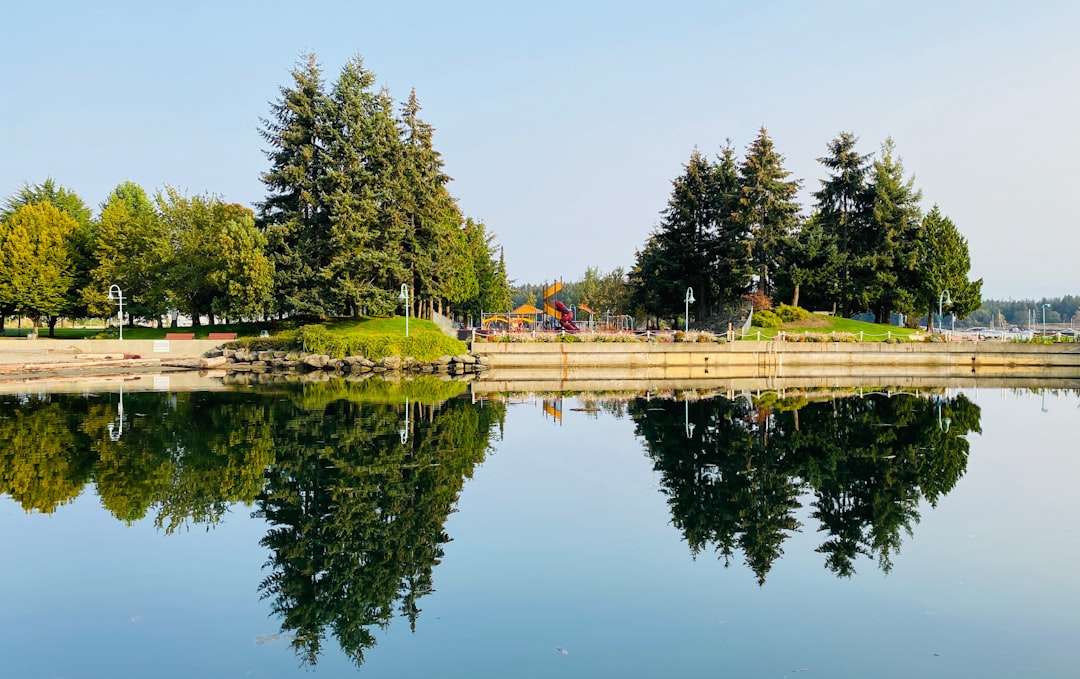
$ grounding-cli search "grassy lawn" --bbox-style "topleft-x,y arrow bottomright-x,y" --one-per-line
742,314 -> 923,341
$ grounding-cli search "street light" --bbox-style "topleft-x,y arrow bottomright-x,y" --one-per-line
684,287 -> 695,333
106,284 -> 124,340
399,284 -> 410,337
1042,303 -> 1051,338
938,289 -> 951,336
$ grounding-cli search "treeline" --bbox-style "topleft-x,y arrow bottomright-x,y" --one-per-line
0,181 -> 272,334
967,295 -> 1080,328
630,129 -> 982,330
0,53 -> 510,335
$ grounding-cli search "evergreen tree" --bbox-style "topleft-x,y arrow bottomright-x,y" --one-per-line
812,132 -> 873,315
455,220 -> 510,320
258,53 -> 332,317
398,88 -> 467,319
776,212 -> 839,310
915,206 -> 982,331
737,128 -> 801,298
323,56 -> 408,316
864,138 -> 923,322
630,145 -> 748,324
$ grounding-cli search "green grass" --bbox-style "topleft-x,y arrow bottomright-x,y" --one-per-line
743,314 -> 923,341
293,316 -> 466,361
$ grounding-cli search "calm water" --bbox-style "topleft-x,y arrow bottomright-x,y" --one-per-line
1,379 -> 1078,678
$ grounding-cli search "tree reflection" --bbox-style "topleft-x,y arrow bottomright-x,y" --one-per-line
255,391 -> 504,666
630,391 -> 980,582
0,379 -> 503,669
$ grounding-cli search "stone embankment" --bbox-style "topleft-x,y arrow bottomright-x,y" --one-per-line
208,347 -> 490,380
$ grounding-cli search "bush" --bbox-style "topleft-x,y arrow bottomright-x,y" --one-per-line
775,303 -> 810,323
744,291 -> 773,311
753,309 -> 782,328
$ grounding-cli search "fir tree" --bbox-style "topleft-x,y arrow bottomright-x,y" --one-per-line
737,128 -> 800,298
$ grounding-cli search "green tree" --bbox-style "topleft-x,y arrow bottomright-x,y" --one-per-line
258,53 -> 332,317
323,55 -> 409,316
0,202 -> 77,332
455,219 -> 510,320
209,206 -> 274,321
915,206 -> 982,331
631,145 -> 749,324
812,132 -> 873,315
737,128 -> 801,298
1,180 -> 96,333
775,212 -> 839,310
863,138 -> 923,323
397,88 -> 469,319
89,182 -> 170,326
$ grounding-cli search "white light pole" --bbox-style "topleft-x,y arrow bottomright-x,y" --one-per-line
107,284 -> 124,340
399,284 -> 410,337
1042,303 -> 1050,338
684,287 -> 695,333
938,289 -> 951,336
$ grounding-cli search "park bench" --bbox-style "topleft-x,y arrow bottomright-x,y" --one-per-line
207,332 -> 237,340
163,332 -> 195,340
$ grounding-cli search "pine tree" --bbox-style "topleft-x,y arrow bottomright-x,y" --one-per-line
258,53 -> 332,317
915,206 -> 982,331
813,132 -> 873,315
864,138 -> 922,323
737,128 -> 801,298
322,55 -> 408,316
397,88 -> 465,319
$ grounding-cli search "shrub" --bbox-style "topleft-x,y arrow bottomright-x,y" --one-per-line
753,309 -> 782,328
744,290 -> 773,311
775,303 -> 810,323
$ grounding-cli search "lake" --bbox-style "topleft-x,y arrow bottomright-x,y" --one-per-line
1,377 -> 1078,678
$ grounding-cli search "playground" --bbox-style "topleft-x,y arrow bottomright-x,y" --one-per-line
477,281 -> 634,336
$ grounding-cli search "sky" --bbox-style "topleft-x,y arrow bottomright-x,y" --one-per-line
3,1 -> 1078,300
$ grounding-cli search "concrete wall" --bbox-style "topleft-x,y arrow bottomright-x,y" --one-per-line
472,340 -> 1080,369
0,338 -> 225,364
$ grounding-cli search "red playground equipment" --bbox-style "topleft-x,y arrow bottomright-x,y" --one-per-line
553,300 -> 580,332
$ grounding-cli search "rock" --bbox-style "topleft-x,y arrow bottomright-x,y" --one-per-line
454,353 -> 477,364
257,350 -> 274,362
303,354 -> 330,369
436,354 -> 453,365
199,355 -> 228,369
379,356 -> 402,370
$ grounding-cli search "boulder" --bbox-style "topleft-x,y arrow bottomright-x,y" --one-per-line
199,355 -> 228,369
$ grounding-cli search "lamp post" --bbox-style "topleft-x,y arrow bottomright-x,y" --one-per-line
938,289 -> 951,336
1042,303 -> 1050,338
399,284 -> 410,337
106,284 -> 124,340
684,287 -> 695,333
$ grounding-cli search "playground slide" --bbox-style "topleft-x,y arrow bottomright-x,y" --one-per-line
554,300 -> 580,332
542,281 -> 563,320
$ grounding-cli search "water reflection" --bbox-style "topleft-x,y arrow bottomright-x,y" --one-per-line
628,391 -> 981,583
0,378 -> 505,669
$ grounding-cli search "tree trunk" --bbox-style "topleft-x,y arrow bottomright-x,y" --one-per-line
792,284 -> 800,309
47,315 -> 59,338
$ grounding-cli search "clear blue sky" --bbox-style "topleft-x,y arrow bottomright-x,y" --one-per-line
4,1 -> 1077,299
